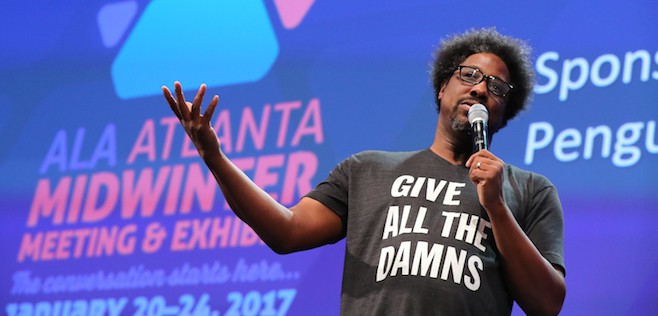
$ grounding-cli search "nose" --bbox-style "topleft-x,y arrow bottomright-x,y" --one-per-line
469,80 -> 489,99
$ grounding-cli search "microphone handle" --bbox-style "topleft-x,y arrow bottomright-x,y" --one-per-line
471,120 -> 488,152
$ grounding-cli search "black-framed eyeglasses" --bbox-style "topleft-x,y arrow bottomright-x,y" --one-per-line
456,65 -> 514,97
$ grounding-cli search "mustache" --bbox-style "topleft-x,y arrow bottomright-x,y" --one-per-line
457,96 -> 486,105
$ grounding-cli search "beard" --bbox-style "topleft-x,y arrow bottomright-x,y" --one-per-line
449,107 -> 472,134
451,116 -> 470,132
447,95 -> 487,134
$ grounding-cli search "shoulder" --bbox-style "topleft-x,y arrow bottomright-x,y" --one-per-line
335,149 -> 429,172
347,149 -> 428,165
504,163 -> 557,194
327,149 -> 427,177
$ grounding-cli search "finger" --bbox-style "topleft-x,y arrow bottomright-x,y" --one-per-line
191,100 -> 201,123
468,157 -> 489,178
192,84 -> 206,108
466,150 -> 501,168
161,86 -> 181,118
465,155 -> 475,168
185,101 -> 194,119
202,95 -> 219,125
469,168 -> 483,185
476,149 -> 504,164
468,161 -> 485,181
465,152 -> 483,168
174,81 -> 191,121
162,86 -> 183,119
191,84 -> 206,122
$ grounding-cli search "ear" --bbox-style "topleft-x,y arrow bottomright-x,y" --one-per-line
438,81 -> 447,100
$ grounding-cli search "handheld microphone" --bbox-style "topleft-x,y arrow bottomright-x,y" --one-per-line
468,103 -> 489,152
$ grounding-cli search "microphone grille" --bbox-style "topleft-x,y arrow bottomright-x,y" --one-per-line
468,103 -> 489,124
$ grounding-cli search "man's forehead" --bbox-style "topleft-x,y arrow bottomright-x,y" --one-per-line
462,53 -> 511,79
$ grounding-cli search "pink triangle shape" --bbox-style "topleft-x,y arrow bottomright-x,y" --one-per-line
273,0 -> 315,29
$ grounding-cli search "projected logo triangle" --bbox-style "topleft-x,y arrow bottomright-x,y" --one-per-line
109,0 -> 313,100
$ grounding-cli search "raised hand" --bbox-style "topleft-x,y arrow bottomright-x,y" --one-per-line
162,81 -> 221,160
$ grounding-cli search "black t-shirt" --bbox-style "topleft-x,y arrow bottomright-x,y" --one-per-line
306,149 -> 565,315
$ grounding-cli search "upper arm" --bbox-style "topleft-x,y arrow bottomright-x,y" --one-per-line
276,197 -> 343,253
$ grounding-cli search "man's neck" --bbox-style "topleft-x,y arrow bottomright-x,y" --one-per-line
429,127 -> 473,166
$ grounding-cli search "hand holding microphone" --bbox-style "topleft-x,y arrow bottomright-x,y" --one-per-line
466,103 -> 507,210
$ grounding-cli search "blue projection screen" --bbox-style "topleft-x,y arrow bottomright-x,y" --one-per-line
1,1 -> 657,315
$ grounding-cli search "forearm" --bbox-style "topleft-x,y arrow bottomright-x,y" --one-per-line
488,204 -> 566,316
202,150 -> 295,252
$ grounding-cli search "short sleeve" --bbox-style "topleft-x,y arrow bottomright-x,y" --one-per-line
525,176 -> 566,275
304,156 -> 352,236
